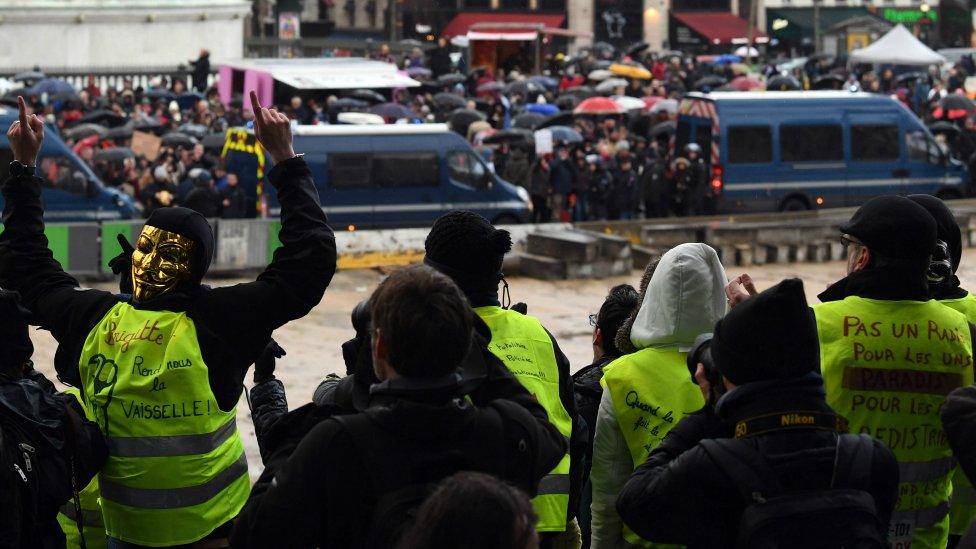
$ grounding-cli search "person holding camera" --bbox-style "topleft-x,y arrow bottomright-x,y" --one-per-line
617,279 -> 899,548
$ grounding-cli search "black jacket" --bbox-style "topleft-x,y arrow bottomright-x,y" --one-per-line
616,374 -> 900,548
0,158 -> 337,411
942,384 -> 976,486
231,378 -> 567,548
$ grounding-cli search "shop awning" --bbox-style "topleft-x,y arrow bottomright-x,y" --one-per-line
671,12 -> 767,46
441,12 -> 566,38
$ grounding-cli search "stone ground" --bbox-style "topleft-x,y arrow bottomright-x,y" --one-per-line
28,251 -> 976,478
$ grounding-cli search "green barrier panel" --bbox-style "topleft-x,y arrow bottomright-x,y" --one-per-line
267,221 -> 282,263
100,221 -> 143,274
45,225 -> 70,269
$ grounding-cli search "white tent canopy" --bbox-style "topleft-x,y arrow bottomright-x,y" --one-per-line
850,24 -> 946,66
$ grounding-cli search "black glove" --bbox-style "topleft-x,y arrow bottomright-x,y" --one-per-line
108,234 -> 135,295
510,302 -> 528,315
253,339 -> 286,384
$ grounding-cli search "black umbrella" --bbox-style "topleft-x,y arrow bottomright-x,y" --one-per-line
63,123 -> 108,141
447,108 -> 487,135
133,118 -> 166,135
144,88 -> 176,102
93,148 -> 135,163
546,125 -> 583,144
201,132 -> 227,151
592,60 -> 613,69
767,75 -> 802,91
929,121 -> 961,135
939,94 -> 976,114
178,123 -> 209,139
330,98 -> 368,111
370,102 -> 414,119
811,74 -> 845,90
537,111 -> 575,130
433,92 -> 467,110
437,73 -> 467,87
555,94 -> 579,110
896,72 -> 927,85
483,128 -> 534,145
566,86 -> 596,99
79,109 -> 128,127
513,112 -> 546,130
349,89 -> 386,103
477,81 -> 504,94
626,42 -> 650,57
591,42 -> 616,59
504,80 -> 542,96
649,120 -> 676,138
160,132 -> 198,148
13,71 -> 45,85
103,124 -> 134,141
693,76 -> 728,91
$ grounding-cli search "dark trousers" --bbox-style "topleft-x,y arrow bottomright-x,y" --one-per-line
531,194 -> 550,223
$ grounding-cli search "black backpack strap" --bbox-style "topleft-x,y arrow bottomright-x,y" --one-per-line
831,433 -> 875,490
700,439 -> 783,502
333,413 -> 410,492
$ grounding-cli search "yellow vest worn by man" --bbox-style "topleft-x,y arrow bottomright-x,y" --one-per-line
79,302 -> 249,547
57,388 -> 106,549
475,305 -> 573,533
815,296 -> 974,549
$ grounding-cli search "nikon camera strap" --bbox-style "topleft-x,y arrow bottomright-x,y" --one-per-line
733,411 -> 848,439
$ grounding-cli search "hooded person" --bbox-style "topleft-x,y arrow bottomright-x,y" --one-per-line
589,243 -> 728,549
423,210 -> 584,545
0,93 -> 337,548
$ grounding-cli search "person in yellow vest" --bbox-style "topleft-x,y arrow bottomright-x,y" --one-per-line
423,210 -> 583,548
590,243 -> 728,548
728,195 -> 976,549
57,387 -> 107,549
908,194 -> 976,543
0,93 -> 337,548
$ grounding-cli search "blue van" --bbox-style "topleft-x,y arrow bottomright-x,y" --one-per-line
225,124 -> 532,228
676,91 -> 969,212
0,108 -> 138,221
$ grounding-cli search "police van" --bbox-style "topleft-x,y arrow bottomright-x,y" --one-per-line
676,91 -> 969,212
224,124 -> 532,229
0,108 -> 138,221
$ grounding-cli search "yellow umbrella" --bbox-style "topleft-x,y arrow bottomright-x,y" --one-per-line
609,63 -> 652,80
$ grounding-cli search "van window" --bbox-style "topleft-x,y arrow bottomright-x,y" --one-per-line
907,130 -> 943,165
728,126 -> 771,163
39,156 -> 88,194
374,153 -> 439,188
851,125 -> 899,161
780,125 -> 843,162
447,150 -> 488,189
328,154 -> 372,189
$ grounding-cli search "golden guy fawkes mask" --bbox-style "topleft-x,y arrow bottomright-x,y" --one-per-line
131,226 -> 196,302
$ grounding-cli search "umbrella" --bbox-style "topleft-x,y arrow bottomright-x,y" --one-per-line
370,102 -> 414,119
93,148 -> 135,163
178,123 -> 209,139
103,124 -> 134,140
649,120 -> 676,138
555,94 -> 579,110
545,125 -> 583,144
406,66 -> 432,79
896,72 -> 927,85
693,76 -> 728,91
27,78 -> 76,99
79,109 -> 127,127
175,92 -> 205,111
592,59 -> 614,69
641,96 -> 665,112
201,132 -> 227,151
574,97 -> 622,115
729,75 -> 763,91
433,92 -> 466,110
504,80 -> 542,96
160,132 -> 198,148
133,118 -> 166,135
609,63 -> 652,80
478,81 -> 505,94
734,46 -> 759,57
595,78 -> 628,94
524,103 -> 560,116
626,42 -> 650,57
13,71 -> 45,85
611,95 -> 646,112
330,97 -> 368,111
513,112 -> 546,129
566,86 -> 596,99
349,89 -> 386,103
437,73 -> 466,86
588,69 -> 613,82
529,75 -> 559,90
934,94 -> 976,120
714,54 -> 742,65
483,128 -> 534,145
811,74 -> 845,90
448,108 -> 487,134
767,75 -> 802,91
537,111 -> 575,129
929,121 -> 961,135
63,123 -> 107,141
337,112 -> 385,125
649,99 -> 679,115
144,88 -> 176,102
591,41 -> 616,59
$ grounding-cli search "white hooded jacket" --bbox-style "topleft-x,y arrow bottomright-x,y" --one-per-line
589,243 -> 728,548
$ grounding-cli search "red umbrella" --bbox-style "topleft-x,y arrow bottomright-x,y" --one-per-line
729,76 -> 763,91
641,95 -> 665,112
574,97 -> 623,115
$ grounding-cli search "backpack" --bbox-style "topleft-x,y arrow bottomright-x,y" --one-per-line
334,407 -> 505,549
700,433 -> 887,549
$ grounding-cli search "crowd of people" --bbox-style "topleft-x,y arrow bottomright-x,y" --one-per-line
4,85 -> 976,549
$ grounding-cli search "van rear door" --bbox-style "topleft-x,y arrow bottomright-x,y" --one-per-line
846,114 -> 904,203
369,135 -> 444,228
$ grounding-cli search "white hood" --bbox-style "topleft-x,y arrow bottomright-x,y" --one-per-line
630,243 -> 728,351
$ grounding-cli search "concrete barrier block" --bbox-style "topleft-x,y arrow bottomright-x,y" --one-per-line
527,232 -> 598,262
640,224 -> 704,248
215,220 -> 270,271
790,244 -> 805,263
517,253 -> 568,280
735,244 -> 754,267
631,245 -> 660,270
806,241 -> 830,263
580,230 -> 632,260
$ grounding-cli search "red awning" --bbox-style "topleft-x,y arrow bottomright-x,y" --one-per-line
441,12 -> 566,38
671,12 -> 766,45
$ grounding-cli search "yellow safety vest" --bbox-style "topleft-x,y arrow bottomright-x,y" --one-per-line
475,306 -> 573,533
815,297 -> 974,549
601,347 -> 704,547
78,302 -> 250,547
940,292 -> 976,537
57,388 -> 106,549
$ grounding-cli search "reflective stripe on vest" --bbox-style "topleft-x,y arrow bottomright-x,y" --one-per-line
59,503 -> 105,529
475,306 -> 573,533
815,297 -> 974,549
79,302 -> 250,546
940,293 -> 976,536
601,347 -> 705,547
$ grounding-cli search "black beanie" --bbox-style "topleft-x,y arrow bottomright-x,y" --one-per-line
839,196 -> 936,272
710,278 -> 818,385
908,194 -> 962,277
424,211 -> 512,297
0,290 -> 34,371
143,207 -> 215,286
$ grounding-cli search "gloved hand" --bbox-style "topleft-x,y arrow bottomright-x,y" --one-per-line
510,302 -> 528,315
108,234 -> 135,295
253,339 -> 286,384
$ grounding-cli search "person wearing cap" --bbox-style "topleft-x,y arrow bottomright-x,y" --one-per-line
424,210 -> 584,547
590,243 -> 727,548
615,279 -> 899,547
727,195 -> 975,549
0,93 -> 337,548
